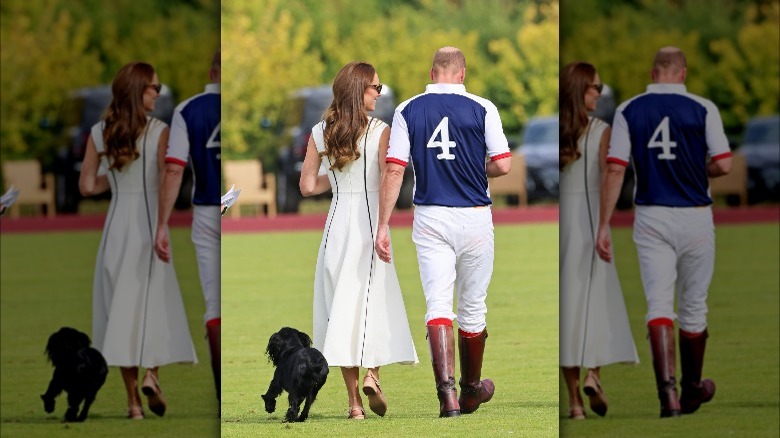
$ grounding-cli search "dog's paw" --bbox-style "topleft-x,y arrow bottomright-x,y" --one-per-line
284,411 -> 298,423
41,395 -> 55,413
64,410 -> 78,423
261,394 -> 276,413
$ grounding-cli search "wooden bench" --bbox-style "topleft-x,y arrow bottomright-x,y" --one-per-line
2,160 -> 56,218
489,153 -> 527,207
709,152 -> 747,206
223,160 -> 277,218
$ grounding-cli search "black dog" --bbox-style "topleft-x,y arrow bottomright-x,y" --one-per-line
41,327 -> 108,422
261,327 -> 329,422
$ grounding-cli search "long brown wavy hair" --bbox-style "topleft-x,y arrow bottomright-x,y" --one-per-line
559,61 -> 597,170
321,61 -> 376,171
101,62 -> 156,170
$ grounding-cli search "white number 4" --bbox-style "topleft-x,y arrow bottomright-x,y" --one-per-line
427,117 -> 456,160
206,122 -> 221,149
648,117 -> 676,160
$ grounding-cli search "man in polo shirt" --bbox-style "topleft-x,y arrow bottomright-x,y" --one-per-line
155,50 -> 222,411
596,46 -> 732,418
375,46 -> 512,418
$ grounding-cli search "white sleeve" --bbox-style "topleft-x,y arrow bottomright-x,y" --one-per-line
704,101 -> 731,158
387,108 -> 411,166
166,109 -> 190,166
484,103 -> 509,158
608,107 -> 632,166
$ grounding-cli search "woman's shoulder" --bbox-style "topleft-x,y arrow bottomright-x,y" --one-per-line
147,116 -> 169,130
588,116 -> 609,130
369,117 -> 389,133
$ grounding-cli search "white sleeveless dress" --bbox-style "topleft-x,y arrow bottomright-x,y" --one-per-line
312,118 -> 418,368
91,117 -> 197,368
559,117 -> 639,368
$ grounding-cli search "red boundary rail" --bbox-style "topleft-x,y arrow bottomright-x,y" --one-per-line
1,205 -> 777,234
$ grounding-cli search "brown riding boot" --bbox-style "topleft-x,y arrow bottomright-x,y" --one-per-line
206,319 -> 221,410
458,329 -> 495,414
648,321 -> 681,418
427,324 -> 461,417
679,328 -> 716,414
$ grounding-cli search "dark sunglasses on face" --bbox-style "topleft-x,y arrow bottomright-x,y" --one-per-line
589,83 -> 604,93
368,83 -> 383,94
148,84 -> 162,94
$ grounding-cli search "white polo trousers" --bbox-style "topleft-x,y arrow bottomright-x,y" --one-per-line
633,206 -> 715,333
412,205 -> 494,333
192,206 -> 221,323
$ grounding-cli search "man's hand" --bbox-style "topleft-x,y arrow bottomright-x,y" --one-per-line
375,224 -> 392,263
154,225 -> 171,263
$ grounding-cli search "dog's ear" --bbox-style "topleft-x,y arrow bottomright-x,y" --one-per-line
265,331 -> 282,366
297,330 -> 313,348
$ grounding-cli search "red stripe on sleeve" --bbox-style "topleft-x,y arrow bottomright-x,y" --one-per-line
711,151 -> 733,162
490,152 -> 513,161
165,157 -> 187,167
606,157 -> 629,167
386,157 -> 408,167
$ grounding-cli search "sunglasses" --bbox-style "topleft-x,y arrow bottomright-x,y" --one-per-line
148,84 -> 162,94
368,83 -> 383,94
589,83 -> 604,93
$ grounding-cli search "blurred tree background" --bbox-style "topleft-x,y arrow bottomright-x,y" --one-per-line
222,0 -> 560,166
0,0 -> 219,164
561,0 -> 779,141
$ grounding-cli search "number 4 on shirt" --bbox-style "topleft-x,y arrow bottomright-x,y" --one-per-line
648,117 -> 676,160
427,117 -> 456,160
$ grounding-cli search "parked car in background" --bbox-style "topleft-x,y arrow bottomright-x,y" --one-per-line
739,114 -> 780,203
272,85 -> 414,213
50,85 -> 193,213
515,115 -> 559,202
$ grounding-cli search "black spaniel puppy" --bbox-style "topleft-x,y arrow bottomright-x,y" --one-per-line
261,327 -> 329,422
41,327 -> 108,422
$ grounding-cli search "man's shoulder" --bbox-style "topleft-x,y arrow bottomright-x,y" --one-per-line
175,86 -> 220,112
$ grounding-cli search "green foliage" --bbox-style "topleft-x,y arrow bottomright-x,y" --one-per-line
222,0 -> 560,166
0,0 -> 219,164
561,0 -> 780,137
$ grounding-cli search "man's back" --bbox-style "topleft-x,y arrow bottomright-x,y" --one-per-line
389,84 -> 508,207
169,84 -> 221,205
609,84 -> 730,207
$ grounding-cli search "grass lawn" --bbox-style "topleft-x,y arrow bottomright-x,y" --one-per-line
0,229 -> 219,437
559,223 -> 780,438
221,223 -> 560,437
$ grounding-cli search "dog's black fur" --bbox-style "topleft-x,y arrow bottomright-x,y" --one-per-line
41,327 -> 108,422
261,327 -> 328,422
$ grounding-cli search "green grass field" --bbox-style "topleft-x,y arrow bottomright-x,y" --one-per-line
559,223 -> 780,438
221,223 -> 560,438
2,220 -> 777,437
0,229 -> 219,437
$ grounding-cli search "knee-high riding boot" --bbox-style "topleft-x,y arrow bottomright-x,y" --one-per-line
458,329 -> 495,414
648,322 -> 681,418
427,324 -> 460,417
206,320 -> 221,409
679,328 -> 716,414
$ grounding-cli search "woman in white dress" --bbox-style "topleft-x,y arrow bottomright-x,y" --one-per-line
300,61 -> 418,420
79,62 -> 197,420
559,62 -> 639,419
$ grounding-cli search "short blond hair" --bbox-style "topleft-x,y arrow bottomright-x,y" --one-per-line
432,47 -> 466,74
653,46 -> 686,74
